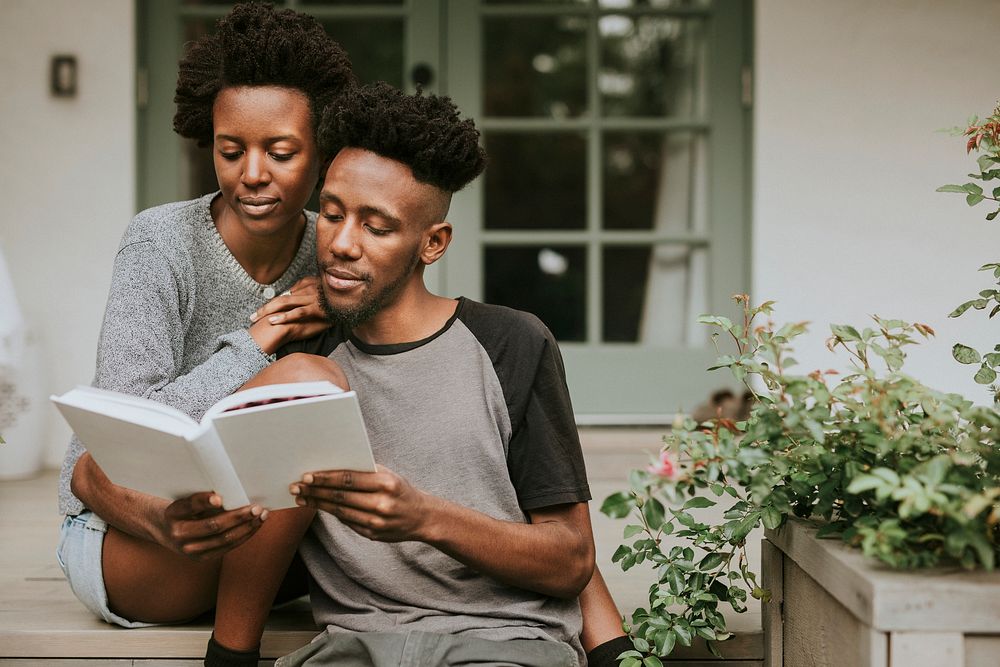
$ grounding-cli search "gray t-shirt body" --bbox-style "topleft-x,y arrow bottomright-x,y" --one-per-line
58,193 -> 317,516
286,298 -> 591,664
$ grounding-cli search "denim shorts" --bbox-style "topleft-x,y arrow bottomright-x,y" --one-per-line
56,511 -> 158,628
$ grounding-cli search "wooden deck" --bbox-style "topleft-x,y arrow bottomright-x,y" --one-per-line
0,428 -> 762,665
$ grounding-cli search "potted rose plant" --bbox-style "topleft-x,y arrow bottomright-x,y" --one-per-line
601,108 -> 1000,667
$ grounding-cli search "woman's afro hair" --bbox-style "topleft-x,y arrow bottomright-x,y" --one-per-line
173,2 -> 355,146
318,82 -> 487,193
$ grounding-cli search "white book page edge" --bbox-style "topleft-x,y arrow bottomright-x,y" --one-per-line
201,380 -> 345,423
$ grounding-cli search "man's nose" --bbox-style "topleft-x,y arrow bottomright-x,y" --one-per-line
329,220 -> 362,259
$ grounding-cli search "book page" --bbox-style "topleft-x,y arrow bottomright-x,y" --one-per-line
54,386 -> 198,435
52,401 -> 216,501
209,391 -> 375,509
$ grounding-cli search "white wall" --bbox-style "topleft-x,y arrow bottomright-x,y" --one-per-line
0,0 -> 135,466
754,0 -> 1000,403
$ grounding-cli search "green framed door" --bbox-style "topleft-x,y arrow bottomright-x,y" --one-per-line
443,0 -> 752,419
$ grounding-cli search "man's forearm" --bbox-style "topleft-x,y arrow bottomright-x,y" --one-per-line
71,453 -> 168,544
419,498 -> 594,599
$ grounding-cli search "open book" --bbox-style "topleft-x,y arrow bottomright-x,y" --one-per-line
52,381 -> 375,510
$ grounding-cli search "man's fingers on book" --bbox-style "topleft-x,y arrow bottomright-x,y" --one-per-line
300,470 -> 382,490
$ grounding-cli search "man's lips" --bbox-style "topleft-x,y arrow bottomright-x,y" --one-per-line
323,268 -> 367,291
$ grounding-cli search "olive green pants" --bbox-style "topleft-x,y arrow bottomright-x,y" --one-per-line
275,630 -> 579,667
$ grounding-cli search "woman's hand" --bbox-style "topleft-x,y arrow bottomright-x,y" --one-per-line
249,275 -> 330,354
153,492 -> 268,561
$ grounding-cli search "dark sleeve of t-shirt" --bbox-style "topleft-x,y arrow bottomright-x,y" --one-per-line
458,299 -> 591,511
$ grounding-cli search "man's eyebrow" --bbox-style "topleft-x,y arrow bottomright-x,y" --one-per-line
318,193 -> 402,226
359,205 -> 402,226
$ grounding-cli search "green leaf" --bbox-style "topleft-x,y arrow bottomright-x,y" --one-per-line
988,210 -> 999,221
975,364 -> 997,385
936,184 -> 969,193
952,343 -> 982,365
612,545 -> 631,564
643,656 -> 664,667
623,524 -> 645,539
830,324 -> 862,341
964,182 -> 984,195
672,622 -> 693,646
968,193 -> 986,206
699,552 -> 725,571
697,315 -> 734,330
762,506 -> 783,530
659,629 -> 676,656
683,496 -> 717,510
621,658 -> 642,667
950,300 -> 979,318
601,492 -> 635,519
643,498 -> 666,528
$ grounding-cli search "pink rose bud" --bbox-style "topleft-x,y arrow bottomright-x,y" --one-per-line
647,450 -> 679,480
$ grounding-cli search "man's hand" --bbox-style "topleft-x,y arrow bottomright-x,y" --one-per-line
290,466 -> 433,542
291,465 -> 594,599
249,276 -> 330,354
153,492 -> 268,561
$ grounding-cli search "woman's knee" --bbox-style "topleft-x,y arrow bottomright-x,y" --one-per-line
264,353 -> 350,390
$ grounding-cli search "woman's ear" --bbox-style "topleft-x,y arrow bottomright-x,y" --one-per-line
421,221 -> 453,265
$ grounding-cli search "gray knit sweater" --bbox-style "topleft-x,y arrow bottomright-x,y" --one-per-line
58,193 -> 318,516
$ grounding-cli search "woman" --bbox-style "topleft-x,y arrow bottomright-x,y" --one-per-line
57,5 -> 354,666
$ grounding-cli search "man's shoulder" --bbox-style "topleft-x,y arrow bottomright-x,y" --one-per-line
457,298 -> 554,348
278,324 -> 349,359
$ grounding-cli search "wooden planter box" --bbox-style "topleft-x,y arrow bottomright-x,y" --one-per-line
762,519 -> 1000,667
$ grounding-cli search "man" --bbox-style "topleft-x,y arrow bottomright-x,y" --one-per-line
268,83 -> 630,667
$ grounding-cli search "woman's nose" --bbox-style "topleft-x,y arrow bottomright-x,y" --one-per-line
242,151 -> 272,187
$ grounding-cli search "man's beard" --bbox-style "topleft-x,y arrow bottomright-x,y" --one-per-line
317,252 -> 421,330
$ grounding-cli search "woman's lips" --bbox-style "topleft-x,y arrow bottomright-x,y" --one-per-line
238,197 -> 279,217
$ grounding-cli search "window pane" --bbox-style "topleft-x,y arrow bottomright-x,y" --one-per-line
600,15 -> 704,117
602,131 -> 706,231
485,246 -> 587,342
603,245 -> 707,344
484,16 -> 588,118
319,19 -> 404,87
484,133 -> 587,230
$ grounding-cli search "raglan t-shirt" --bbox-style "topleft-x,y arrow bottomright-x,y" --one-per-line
282,297 -> 590,663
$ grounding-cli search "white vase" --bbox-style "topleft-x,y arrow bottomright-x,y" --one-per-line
0,243 -> 45,480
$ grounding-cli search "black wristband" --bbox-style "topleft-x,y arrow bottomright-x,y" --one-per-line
586,635 -> 635,667
204,634 -> 261,667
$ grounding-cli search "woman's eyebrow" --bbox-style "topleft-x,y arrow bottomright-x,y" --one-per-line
213,134 -> 300,142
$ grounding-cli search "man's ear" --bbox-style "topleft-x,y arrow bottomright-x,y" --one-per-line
420,221 -> 453,265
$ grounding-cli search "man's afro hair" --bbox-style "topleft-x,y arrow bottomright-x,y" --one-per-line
174,2 -> 355,146
318,82 -> 487,193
